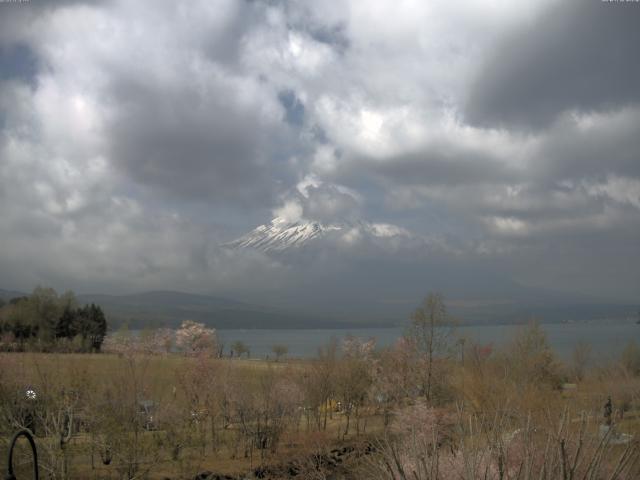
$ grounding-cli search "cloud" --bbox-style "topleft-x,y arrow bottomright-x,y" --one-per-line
0,0 -> 638,306
465,1 -> 640,130
299,181 -> 362,222
270,176 -> 362,224
32,1 -> 302,206
273,200 -> 304,224
583,175 -> 640,210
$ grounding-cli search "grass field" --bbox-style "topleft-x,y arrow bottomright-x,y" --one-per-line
2,335 -> 640,480
0,352 -> 384,479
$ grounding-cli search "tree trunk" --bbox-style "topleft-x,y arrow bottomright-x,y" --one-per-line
344,412 -> 351,438
323,398 -> 329,430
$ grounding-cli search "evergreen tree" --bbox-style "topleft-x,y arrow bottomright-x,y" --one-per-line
88,304 -> 107,351
55,307 -> 77,339
0,288 -> 108,352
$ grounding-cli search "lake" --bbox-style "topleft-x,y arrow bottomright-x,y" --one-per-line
218,321 -> 640,361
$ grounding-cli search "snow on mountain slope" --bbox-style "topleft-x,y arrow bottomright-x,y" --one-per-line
223,217 -> 412,252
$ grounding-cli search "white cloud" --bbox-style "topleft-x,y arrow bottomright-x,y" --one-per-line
584,175 -> 640,209
273,200 -> 304,224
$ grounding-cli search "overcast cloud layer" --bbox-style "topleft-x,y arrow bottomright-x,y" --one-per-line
0,0 -> 639,306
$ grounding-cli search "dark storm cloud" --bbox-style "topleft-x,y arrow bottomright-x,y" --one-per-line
500,213 -> 640,299
105,74 -> 293,205
531,109 -> 640,182
465,1 -> 640,130
195,1 -> 264,67
368,145 -> 518,188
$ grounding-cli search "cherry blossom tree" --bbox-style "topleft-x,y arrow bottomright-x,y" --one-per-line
175,320 -> 217,357
140,327 -> 174,355
101,327 -> 136,356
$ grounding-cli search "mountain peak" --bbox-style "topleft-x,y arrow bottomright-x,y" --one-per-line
223,217 -> 412,253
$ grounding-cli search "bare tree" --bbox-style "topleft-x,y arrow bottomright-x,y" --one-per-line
366,406 -> 640,480
570,341 -> 592,381
336,336 -> 374,438
231,340 -> 250,358
621,340 -> 640,376
271,344 -> 288,361
406,293 -> 453,402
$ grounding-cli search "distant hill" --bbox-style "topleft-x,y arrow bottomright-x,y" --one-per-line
77,290 -> 361,330
0,289 -> 27,302
2,287 -> 636,329
80,289 -> 637,330
447,300 -> 639,325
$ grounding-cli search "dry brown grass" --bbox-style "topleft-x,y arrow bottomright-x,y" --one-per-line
0,352 -> 384,479
2,341 -> 640,480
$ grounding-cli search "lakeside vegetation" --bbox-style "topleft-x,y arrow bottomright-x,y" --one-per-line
0,287 -> 107,353
1,292 -> 639,479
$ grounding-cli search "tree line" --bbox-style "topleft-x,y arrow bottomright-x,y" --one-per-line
0,287 -> 107,352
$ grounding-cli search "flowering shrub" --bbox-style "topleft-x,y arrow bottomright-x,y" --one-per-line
102,329 -> 137,355
102,327 -> 175,355
140,327 -> 174,354
342,335 -> 376,359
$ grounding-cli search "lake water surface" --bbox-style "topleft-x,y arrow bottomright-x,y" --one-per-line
218,321 -> 640,361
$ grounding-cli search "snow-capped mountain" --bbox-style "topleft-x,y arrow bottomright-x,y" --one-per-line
224,217 -> 412,253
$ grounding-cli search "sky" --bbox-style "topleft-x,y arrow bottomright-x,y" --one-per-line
0,0 -> 639,308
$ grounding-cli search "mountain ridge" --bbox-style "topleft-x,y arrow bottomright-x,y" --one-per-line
76,290 -> 375,330
2,288 -> 636,329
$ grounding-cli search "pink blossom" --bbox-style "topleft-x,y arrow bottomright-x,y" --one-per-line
175,320 -> 217,357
